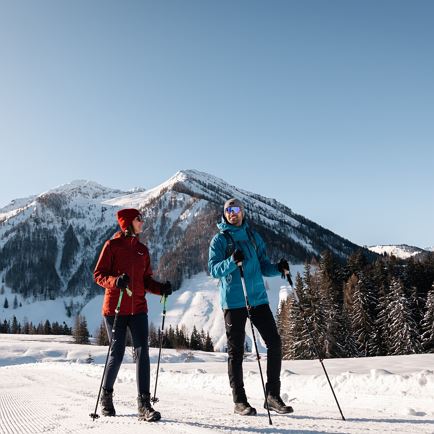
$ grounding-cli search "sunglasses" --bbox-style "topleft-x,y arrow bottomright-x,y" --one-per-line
134,215 -> 144,222
225,206 -> 241,214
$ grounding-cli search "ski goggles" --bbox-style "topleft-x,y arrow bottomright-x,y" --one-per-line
225,206 -> 241,214
134,214 -> 144,222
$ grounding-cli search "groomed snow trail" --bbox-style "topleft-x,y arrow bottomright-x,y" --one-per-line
2,358 -> 434,434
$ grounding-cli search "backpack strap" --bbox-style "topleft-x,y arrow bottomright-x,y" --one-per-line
221,228 -> 259,260
221,230 -> 236,259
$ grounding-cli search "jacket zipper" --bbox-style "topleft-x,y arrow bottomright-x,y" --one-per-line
130,236 -> 135,315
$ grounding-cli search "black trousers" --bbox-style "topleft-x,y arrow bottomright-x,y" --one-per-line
103,312 -> 150,395
224,303 -> 282,403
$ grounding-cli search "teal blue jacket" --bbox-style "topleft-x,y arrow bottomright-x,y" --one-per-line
208,218 -> 280,309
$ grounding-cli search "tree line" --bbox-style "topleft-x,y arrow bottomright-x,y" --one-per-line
277,250 -> 434,359
0,316 -> 72,335
0,312 -> 214,352
95,321 -> 214,352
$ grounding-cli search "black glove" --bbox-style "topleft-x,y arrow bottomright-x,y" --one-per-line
232,249 -> 244,263
115,273 -> 130,289
277,258 -> 290,278
160,281 -> 172,297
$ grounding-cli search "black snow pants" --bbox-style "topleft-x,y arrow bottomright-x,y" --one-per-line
224,303 -> 282,403
102,312 -> 150,395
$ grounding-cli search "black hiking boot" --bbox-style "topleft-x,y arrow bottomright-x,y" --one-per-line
100,388 -> 116,416
137,393 -> 161,422
234,401 -> 257,416
264,394 -> 294,414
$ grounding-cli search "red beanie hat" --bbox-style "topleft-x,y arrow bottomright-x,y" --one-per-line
116,208 -> 141,231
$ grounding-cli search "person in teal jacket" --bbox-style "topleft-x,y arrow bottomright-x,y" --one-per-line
208,198 -> 294,416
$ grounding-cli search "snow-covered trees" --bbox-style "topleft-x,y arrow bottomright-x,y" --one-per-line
72,315 -> 90,345
277,251 -> 433,359
421,285 -> 434,352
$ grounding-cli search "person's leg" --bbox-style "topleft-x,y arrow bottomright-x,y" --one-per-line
103,315 -> 128,390
224,307 -> 248,403
129,313 -> 160,422
251,304 -> 293,414
128,313 -> 150,395
225,307 -> 257,416
250,304 -> 282,394
101,315 -> 128,416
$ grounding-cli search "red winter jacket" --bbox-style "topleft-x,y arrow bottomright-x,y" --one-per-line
94,232 -> 163,316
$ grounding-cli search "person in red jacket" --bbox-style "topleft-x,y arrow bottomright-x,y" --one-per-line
94,208 -> 172,422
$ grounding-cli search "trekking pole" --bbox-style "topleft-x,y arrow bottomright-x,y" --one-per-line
90,286 -> 132,421
238,263 -> 272,426
284,271 -> 346,421
151,294 -> 168,404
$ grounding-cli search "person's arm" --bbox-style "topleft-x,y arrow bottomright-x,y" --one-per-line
208,234 -> 238,278
93,241 -> 118,290
142,246 -> 168,295
255,232 -> 280,277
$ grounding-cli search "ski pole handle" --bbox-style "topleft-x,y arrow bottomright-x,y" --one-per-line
237,261 -> 244,277
284,271 -> 300,303
283,269 -> 293,286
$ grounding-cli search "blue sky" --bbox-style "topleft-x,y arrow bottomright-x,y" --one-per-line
0,0 -> 433,247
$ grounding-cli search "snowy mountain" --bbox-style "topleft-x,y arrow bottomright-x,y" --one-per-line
368,244 -> 428,260
0,170 -> 368,348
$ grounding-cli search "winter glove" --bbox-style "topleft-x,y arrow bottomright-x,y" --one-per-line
232,249 -> 244,264
277,258 -> 292,282
115,273 -> 130,290
160,281 -> 172,297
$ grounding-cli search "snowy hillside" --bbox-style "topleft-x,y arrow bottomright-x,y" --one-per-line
369,244 -> 427,259
1,334 -> 434,434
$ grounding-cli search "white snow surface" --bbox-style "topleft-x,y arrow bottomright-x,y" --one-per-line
368,244 -> 426,259
1,334 -> 434,434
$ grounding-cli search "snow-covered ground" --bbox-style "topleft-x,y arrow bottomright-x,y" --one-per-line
1,335 -> 434,434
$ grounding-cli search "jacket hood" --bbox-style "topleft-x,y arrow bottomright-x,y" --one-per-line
217,216 -> 249,233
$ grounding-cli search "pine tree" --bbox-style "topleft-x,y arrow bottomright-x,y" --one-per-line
277,298 -> 291,359
22,321 -> 31,334
344,273 -> 377,356
3,297 -> 8,309
190,326 -> 201,350
318,252 -> 346,358
290,271 -> 316,359
62,321 -> 71,335
386,278 -> 422,355
303,264 -> 328,358
13,295 -> 18,309
1,319 -> 10,333
11,316 -> 19,334
95,320 -> 109,345
73,315 -> 90,345
199,329 -> 209,351
43,320 -> 52,335
148,322 -> 159,348
204,332 -> 214,352
421,285 -> 434,352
